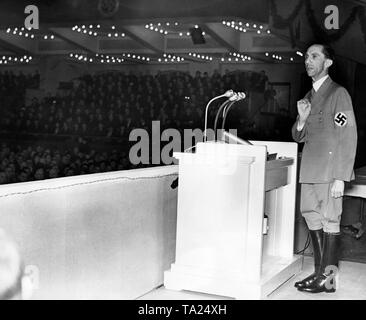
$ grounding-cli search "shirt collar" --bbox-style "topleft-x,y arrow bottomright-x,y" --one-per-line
312,74 -> 329,92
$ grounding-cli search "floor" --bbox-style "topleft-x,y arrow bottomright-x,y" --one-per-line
139,256 -> 366,300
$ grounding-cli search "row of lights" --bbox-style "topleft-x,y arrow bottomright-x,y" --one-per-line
265,52 -> 282,61
6,27 -> 36,39
72,24 -> 99,37
229,52 -> 251,61
188,53 -> 213,61
69,53 -> 94,62
121,53 -> 150,62
158,53 -> 185,63
107,25 -> 125,38
96,53 -> 124,64
265,52 -> 296,62
69,53 -> 125,64
221,20 -> 271,34
42,34 -> 56,40
0,55 -> 33,64
220,57 -> 251,62
145,23 -> 169,35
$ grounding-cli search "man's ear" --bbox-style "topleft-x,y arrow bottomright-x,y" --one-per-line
325,58 -> 333,69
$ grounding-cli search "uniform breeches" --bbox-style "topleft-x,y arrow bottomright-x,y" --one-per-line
300,183 -> 343,233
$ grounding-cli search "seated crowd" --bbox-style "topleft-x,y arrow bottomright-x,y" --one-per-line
0,68 -> 294,185
0,142 -> 133,185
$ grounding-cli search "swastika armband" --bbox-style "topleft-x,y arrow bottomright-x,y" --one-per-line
334,112 -> 347,127
334,111 -> 355,127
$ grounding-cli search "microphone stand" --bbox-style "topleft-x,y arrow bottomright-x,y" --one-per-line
222,102 -> 236,132
203,90 -> 234,142
213,100 -> 234,141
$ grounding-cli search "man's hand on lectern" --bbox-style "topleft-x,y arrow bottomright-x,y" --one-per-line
297,98 -> 311,128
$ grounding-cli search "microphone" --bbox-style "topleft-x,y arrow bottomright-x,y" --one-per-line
203,90 -> 235,142
222,92 -> 246,131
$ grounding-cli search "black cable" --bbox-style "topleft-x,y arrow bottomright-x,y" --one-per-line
295,230 -> 311,255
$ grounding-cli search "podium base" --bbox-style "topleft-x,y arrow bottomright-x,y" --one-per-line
164,255 -> 302,300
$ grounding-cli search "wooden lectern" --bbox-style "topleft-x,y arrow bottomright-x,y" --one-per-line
164,140 -> 302,299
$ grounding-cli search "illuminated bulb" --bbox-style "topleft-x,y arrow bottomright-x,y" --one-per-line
114,33 -> 118,37
145,24 -> 149,28
25,33 -> 29,37
51,35 -> 55,39
186,32 -> 190,36
267,30 -> 271,34
70,53 -> 73,57
112,25 -> 115,29
97,24 -> 100,28
6,28 -> 10,33
44,35 -> 48,39
257,30 -> 261,34
164,31 -> 168,34
89,25 -> 93,28
82,25 -> 85,29
31,34 -> 35,38
108,33 -> 112,37
83,30 -> 87,34
179,32 -> 183,36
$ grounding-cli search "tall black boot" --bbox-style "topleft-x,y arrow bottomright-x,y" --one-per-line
298,232 -> 340,293
294,229 -> 323,288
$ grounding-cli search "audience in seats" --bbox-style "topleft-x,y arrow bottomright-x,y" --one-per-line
0,69 -> 295,184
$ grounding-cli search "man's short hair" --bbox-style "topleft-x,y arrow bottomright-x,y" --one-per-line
310,43 -> 335,62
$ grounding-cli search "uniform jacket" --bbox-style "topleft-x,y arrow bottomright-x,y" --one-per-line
292,77 -> 357,183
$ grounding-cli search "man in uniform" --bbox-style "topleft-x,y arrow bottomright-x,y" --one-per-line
292,44 -> 357,293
